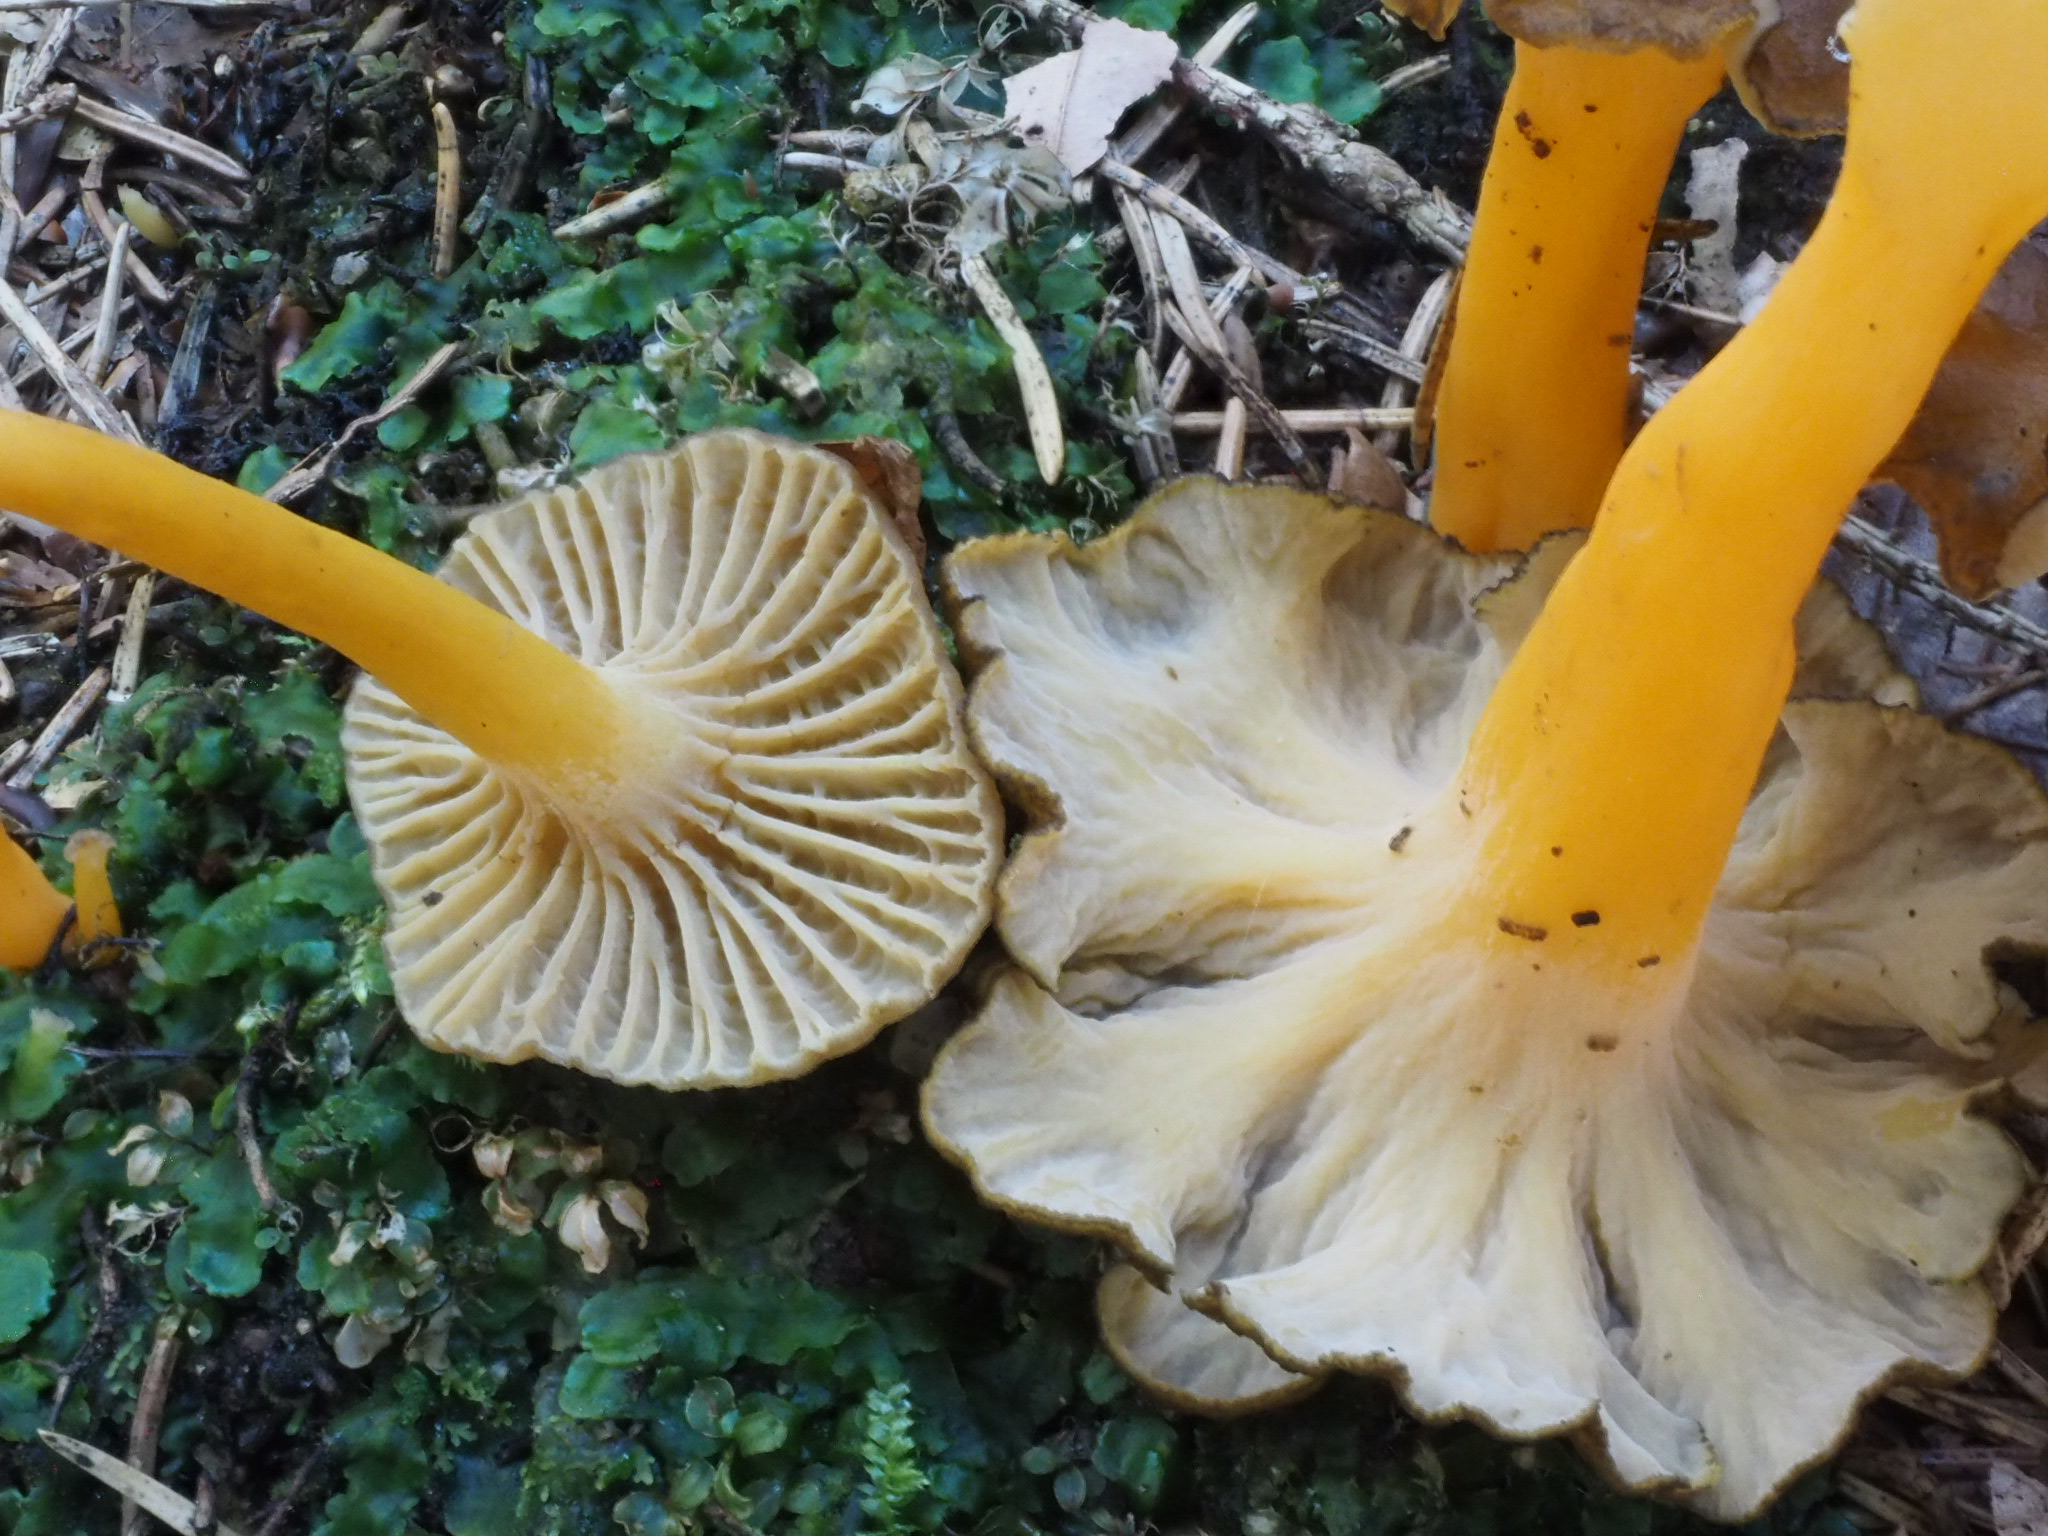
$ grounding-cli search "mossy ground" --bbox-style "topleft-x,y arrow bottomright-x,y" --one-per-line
0,3 -> 1871,1533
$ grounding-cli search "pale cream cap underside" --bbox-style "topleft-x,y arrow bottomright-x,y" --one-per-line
345,430 -> 1000,1089
925,479 -> 2048,1520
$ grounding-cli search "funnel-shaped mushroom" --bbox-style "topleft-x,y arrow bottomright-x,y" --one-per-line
925,0 -> 2048,1514
1,834 -> 68,970
0,422 -> 1001,1087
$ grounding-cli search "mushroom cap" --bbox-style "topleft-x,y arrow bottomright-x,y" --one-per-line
924,478 -> 2048,1518
1384,0 -> 1855,134
344,430 -> 1000,1089
1382,0 -> 1764,56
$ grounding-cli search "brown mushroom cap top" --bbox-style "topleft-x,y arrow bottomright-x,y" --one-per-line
1382,0 -> 1854,133
1382,0 -> 1762,54
344,430 -> 1000,1089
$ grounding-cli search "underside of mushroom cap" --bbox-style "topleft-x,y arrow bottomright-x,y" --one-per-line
924,479 -> 2048,1519
345,430 -> 1000,1089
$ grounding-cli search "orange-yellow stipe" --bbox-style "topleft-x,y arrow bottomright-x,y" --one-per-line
63,829 -> 121,960
0,412 -> 642,801
1,834 -> 67,970
1429,40 -> 1726,553
1452,0 -> 2048,974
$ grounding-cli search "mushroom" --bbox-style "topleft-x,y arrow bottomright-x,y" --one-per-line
924,0 -> 2048,1515
1397,0 -> 1846,551
1,833 -> 68,970
0,420 -> 1001,1087
0,829 -> 122,970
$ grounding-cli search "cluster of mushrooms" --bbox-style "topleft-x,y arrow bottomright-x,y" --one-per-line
6,0 -> 2048,1516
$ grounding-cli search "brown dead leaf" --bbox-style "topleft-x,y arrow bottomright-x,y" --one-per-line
1330,429 -> 1411,512
1003,17 -> 1178,177
1878,238 -> 2048,597
1728,0 -> 1850,136
818,437 -> 927,566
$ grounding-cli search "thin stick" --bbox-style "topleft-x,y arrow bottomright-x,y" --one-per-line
0,277 -> 135,439
1833,511 -> 2048,662
961,251 -> 1063,484
264,341 -> 463,504
0,82 -> 76,132
80,191 -> 168,304
68,96 -> 249,184
234,1038 -> 281,1210
1098,156 -> 1295,288
430,97 -> 460,277
1014,0 -> 1471,258
1113,187 -> 1167,355
23,254 -> 109,304
1149,207 -> 1233,363
1128,347 -> 1176,484
1158,302 -> 1317,487
1294,313 -> 1427,384
1379,267 -> 1453,421
553,177 -> 671,241
1159,264 -> 1254,410
1378,56 -> 1452,97
107,570 -> 154,703
1940,666 -> 2046,722
5,665 -> 108,789
121,1316 -> 182,1536
84,221 -> 131,382
38,1433 -> 250,1536
1174,406 -> 1415,434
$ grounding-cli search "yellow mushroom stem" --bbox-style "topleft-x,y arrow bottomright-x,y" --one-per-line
63,829 -> 121,961
1,833 -> 68,970
0,412 -> 672,816
1446,0 -> 2048,979
1427,39 -> 1728,553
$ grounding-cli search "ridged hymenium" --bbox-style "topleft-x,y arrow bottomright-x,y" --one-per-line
925,481 -> 2048,1518
346,432 -> 1001,1087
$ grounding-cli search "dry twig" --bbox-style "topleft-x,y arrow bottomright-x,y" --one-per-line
1012,0 -> 1471,258
960,251 -> 1064,484
122,1316 -> 182,1536
430,97 -> 461,277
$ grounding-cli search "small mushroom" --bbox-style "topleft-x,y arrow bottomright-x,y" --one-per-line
926,0 -> 2048,1515
0,422 -> 1001,1087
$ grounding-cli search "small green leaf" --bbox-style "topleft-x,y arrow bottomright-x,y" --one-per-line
1092,1416 -> 1178,1511
5,1010 -> 82,1121
0,1250 -> 53,1345
569,401 -> 665,466
1248,36 -> 1319,103
280,283 -> 405,392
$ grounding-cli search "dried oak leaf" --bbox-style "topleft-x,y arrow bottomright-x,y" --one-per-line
1878,238 -> 2048,597
1002,17 -> 1178,177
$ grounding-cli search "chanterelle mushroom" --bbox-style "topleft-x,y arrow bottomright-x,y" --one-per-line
0,422 -> 1000,1087
925,0 -> 2048,1515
